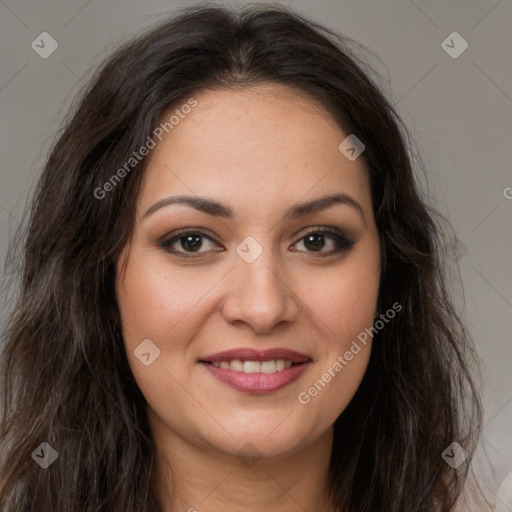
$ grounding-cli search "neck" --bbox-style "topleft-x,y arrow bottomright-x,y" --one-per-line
149,414 -> 335,512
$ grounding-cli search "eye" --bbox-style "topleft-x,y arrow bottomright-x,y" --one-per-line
159,230 -> 219,257
291,229 -> 355,255
159,227 -> 355,259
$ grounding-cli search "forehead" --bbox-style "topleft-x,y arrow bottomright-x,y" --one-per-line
137,84 -> 372,221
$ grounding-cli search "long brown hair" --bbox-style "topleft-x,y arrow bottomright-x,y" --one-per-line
0,3 -> 482,511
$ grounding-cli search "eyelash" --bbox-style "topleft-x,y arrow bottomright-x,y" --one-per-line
159,228 -> 355,259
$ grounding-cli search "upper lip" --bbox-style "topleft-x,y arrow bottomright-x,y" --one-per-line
200,348 -> 312,363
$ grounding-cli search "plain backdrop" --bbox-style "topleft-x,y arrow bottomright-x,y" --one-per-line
1,0 -> 511,507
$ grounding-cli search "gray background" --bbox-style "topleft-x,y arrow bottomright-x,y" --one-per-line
1,0 -> 511,508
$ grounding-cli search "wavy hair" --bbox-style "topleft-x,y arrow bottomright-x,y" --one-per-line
0,3 -> 482,511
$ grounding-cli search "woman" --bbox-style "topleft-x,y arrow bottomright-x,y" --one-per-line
0,3 -> 484,511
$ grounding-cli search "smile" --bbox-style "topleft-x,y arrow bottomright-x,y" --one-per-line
210,359 -> 293,373
199,347 -> 312,393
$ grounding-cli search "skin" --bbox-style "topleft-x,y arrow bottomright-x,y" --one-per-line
116,84 -> 381,512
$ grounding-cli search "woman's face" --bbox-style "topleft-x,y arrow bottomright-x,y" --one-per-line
116,84 -> 381,460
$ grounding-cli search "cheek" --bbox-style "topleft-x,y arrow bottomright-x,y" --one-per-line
116,254 -> 197,413
304,255 -> 380,341
297,350 -> 370,432
117,252 -> 210,344
294,250 -> 379,419
296,275 -> 376,425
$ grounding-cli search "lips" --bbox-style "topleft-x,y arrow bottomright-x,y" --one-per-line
198,347 -> 312,394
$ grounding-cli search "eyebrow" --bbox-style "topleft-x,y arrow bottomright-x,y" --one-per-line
142,193 -> 366,226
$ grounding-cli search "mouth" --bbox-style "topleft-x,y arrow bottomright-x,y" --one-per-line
201,358 -> 304,373
198,348 -> 312,394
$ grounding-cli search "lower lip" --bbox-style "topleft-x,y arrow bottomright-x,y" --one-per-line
200,361 -> 310,394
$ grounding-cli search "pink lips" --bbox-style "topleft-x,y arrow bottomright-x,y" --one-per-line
199,348 -> 312,394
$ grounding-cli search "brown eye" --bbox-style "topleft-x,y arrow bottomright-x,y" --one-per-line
176,234 -> 204,252
292,229 -> 355,255
302,233 -> 329,252
160,231 -> 220,257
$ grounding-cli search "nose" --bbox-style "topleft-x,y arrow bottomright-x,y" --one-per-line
220,247 -> 300,334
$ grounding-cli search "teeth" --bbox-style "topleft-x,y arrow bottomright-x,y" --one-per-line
243,361 -> 260,373
230,359 -> 244,372
209,358 -> 298,373
261,360 -> 276,373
